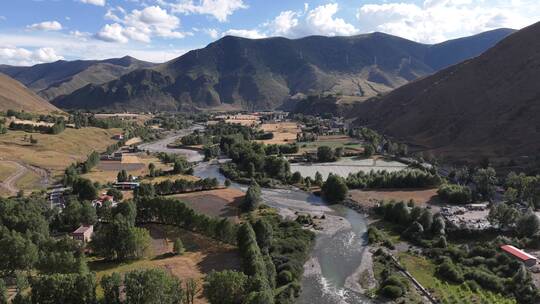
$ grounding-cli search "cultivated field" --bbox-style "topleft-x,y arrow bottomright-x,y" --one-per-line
349,188 -> 439,208
91,224 -> 241,304
82,154 -> 167,184
290,157 -> 407,179
258,122 -> 299,144
170,188 -> 244,222
298,135 -> 363,153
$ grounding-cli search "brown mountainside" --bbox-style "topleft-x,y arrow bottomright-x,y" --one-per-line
0,73 -> 60,113
353,22 -> 540,162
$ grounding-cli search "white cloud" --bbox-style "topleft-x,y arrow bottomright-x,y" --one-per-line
166,0 -> 247,22
96,5 -> 188,43
0,47 -> 63,65
204,28 -> 219,39
27,21 -> 63,31
79,0 -> 106,6
0,16 -> 6,21
228,3 -> 358,39
223,29 -> 266,39
356,0 -> 539,43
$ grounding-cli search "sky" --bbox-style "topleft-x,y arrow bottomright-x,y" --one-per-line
0,0 -> 538,65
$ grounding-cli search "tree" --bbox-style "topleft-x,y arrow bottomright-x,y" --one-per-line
124,269 -> 183,304
204,270 -> 248,304
148,163 -> 156,177
117,170 -> 128,182
314,171 -> 323,186
403,221 -> 424,241
488,203 -> 519,230
363,145 -> 375,158
101,272 -> 122,304
173,238 -> 184,255
244,181 -> 262,211
31,273 -> 96,304
322,174 -> 348,203
184,278 -> 200,304
473,167 -> 497,199
432,214 -> 446,235
317,146 -> 335,162
516,212 -> 540,238
0,230 -> 38,276
418,209 -> 433,231
73,178 -> 98,201
290,171 -> 303,184
106,188 -> 123,201
0,278 -> 7,304
253,219 -> 273,253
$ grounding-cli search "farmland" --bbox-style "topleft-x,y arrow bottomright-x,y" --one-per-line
82,154 -> 169,184
257,122 -> 300,144
298,135 -> 363,152
349,188 -> 439,208
169,188 -> 244,222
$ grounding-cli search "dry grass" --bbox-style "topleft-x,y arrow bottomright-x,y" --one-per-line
349,188 -> 439,208
121,154 -> 142,164
0,161 -> 18,181
170,188 -> 244,222
14,170 -> 43,192
0,128 -> 120,177
82,155 -> 170,184
124,137 -> 142,146
145,174 -> 200,183
257,122 -> 300,145
90,224 -> 241,304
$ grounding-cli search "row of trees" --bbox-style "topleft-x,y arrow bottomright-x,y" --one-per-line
150,177 -> 220,195
345,169 -> 441,189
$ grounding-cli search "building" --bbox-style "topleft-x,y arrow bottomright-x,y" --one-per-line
501,245 -> 537,267
71,225 -> 94,244
91,194 -> 115,208
114,181 -> 140,190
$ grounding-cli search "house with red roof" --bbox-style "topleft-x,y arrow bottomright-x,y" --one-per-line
501,245 -> 537,267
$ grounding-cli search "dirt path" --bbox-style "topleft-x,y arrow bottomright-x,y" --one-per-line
0,160 -> 50,195
0,161 -> 28,194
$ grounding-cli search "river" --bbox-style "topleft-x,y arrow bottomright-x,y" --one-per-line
142,132 -> 374,304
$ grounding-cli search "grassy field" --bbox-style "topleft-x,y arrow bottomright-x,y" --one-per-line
398,252 -> 516,304
0,127 -> 121,178
349,188 -> 439,209
257,122 -> 299,145
14,170 -> 43,192
0,161 -> 18,181
90,224 -> 241,304
298,135 -> 362,152
169,188 -> 244,222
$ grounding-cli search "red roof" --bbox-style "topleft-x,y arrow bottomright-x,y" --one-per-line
72,225 -> 93,235
501,245 -> 536,261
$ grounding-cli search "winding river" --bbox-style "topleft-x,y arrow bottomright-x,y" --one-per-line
142,133 -> 373,304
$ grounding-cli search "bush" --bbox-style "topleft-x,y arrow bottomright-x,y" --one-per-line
436,258 -> 464,283
380,285 -> 403,299
437,184 -> 472,204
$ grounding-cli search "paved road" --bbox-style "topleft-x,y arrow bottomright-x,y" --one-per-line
138,125 -> 204,162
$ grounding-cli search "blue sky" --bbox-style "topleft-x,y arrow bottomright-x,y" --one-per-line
0,0 -> 538,65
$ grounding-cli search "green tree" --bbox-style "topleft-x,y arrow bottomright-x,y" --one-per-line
106,188 -> 123,201
204,270 -> 248,304
148,163 -> 156,177
73,178 -> 98,201
0,230 -> 38,276
516,212 -> 540,238
173,238 -> 184,255
253,219 -> 273,253
473,167 -> 497,199
244,181 -> 262,211
124,269 -> 183,304
322,174 -> 348,203
432,214 -> 446,235
314,171 -> 323,186
31,273 -> 96,304
363,145 -> 375,158
317,146 -> 335,162
488,203 -> 519,230
101,272 -> 122,304
184,278 -> 200,304
0,278 -> 7,304
117,170 -> 128,182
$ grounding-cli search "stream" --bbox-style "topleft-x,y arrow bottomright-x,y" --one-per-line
142,133 -> 374,304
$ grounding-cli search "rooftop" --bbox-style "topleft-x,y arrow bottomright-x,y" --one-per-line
501,245 -> 537,261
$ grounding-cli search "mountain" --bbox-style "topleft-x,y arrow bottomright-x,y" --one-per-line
0,73 -> 60,113
353,22 -> 540,162
0,56 -> 155,101
51,29 -> 514,111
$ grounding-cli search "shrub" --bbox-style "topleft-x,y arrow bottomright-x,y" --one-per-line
380,285 -> 403,299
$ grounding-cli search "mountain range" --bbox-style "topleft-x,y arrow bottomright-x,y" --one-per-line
0,73 -> 60,114
353,22 -> 540,162
0,56 -> 154,102
44,28 -> 514,111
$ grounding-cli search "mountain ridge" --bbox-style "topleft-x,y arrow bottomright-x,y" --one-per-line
0,73 -> 60,114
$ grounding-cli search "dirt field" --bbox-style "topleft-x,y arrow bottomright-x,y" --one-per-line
257,122 -> 299,144
124,137 -> 142,146
349,188 -> 439,208
299,135 -> 362,153
91,224 -> 241,304
145,174 -> 200,183
82,154 -> 167,184
0,127 -> 120,184
170,188 -> 244,222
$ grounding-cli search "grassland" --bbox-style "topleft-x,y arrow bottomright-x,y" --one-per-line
398,253 -> 516,304
349,188 -> 439,209
0,161 -> 18,181
0,128 -> 121,178
90,224 -> 241,304
82,154 -> 169,184
257,122 -> 299,144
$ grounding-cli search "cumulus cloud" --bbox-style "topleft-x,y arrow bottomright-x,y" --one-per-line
166,0 -> 247,22
204,28 -> 219,39
0,47 -> 63,65
223,29 -> 266,39
79,0 -> 106,6
227,3 -> 358,39
356,0 -> 538,43
27,21 -> 63,31
96,5 -> 188,43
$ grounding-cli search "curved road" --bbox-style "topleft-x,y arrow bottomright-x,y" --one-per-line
138,126 -> 204,162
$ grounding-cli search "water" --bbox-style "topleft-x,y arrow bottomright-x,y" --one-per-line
193,160 -> 373,304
